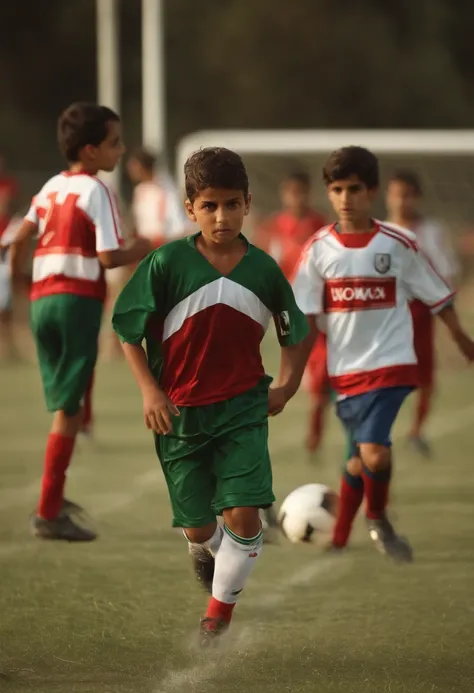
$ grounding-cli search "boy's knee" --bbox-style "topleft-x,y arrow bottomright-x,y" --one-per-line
359,443 -> 391,472
223,506 -> 261,538
184,522 -> 218,544
346,456 -> 363,476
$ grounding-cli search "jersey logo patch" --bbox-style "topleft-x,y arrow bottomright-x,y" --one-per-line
374,253 -> 391,274
277,310 -> 290,336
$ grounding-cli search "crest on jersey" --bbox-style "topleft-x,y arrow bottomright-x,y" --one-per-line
277,311 -> 291,336
374,253 -> 391,274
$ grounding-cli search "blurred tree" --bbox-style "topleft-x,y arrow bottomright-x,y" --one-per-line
0,0 -> 473,187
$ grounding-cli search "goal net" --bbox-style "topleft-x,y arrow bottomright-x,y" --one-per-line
175,130 -> 474,260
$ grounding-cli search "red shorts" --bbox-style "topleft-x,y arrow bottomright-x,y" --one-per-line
410,300 -> 435,388
304,332 -> 330,396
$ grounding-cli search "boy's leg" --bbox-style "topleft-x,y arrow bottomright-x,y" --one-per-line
30,295 -> 102,541
305,333 -> 329,455
409,312 -> 435,457
331,427 -> 364,550
338,387 -> 413,563
80,371 -> 95,437
200,419 -> 273,637
155,422 -> 222,595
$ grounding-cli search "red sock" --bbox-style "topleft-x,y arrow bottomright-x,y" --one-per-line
332,472 -> 364,548
37,433 -> 76,520
83,372 -> 95,429
205,596 -> 236,625
361,464 -> 391,520
308,401 -> 325,449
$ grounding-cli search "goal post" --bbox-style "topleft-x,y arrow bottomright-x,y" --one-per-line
175,129 -> 474,234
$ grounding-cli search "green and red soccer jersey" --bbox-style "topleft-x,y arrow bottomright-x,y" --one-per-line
112,233 -> 309,407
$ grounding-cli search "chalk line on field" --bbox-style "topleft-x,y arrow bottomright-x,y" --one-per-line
154,555 -> 350,693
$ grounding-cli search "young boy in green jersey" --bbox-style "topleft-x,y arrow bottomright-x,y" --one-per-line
112,147 -> 310,643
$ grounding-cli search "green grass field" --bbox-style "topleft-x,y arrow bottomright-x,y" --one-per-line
1,331 -> 474,693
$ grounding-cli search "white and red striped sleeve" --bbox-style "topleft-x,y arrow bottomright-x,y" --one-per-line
292,240 -> 324,316
403,243 -> 455,314
89,180 -> 123,252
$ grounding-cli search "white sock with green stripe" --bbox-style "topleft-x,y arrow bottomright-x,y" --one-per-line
184,524 -> 223,557
210,524 -> 264,605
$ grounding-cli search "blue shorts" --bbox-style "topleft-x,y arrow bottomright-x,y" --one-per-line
336,386 -> 413,457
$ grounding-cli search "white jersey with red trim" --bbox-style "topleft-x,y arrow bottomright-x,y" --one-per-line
292,221 -> 454,398
386,218 -> 459,283
25,172 -> 122,302
132,174 -> 189,244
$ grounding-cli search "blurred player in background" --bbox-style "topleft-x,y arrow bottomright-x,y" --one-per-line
0,158 -> 19,359
104,147 -> 192,361
113,147 -> 309,643
6,102 -> 151,541
293,146 -> 474,561
126,147 -> 191,247
385,171 -> 459,457
254,172 -> 330,457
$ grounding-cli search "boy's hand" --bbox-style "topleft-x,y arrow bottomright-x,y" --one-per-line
142,385 -> 180,434
268,385 -> 288,417
454,332 -> 474,362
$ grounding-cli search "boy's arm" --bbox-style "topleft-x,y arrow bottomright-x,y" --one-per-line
437,304 -> 474,362
6,196 -> 39,285
112,253 -> 179,434
121,343 -> 179,434
404,244 -> 474,361
269,316 -> 318,415
268,247 -> 322,415
91,184 -> 152,269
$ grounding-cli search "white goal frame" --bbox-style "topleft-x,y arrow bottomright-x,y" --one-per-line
175,129 -> 474,187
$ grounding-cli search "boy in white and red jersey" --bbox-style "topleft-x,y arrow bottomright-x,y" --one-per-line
113,147 -> 309,643
386,171 -> 459,457
7,103 -> 151,541
293,146 -> 474,562
254,172 -> 330,455
126,147 -> 190,248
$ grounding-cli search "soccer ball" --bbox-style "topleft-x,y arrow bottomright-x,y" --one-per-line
277,483 -> 338,544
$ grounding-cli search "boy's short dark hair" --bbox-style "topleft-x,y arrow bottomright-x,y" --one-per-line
58,102 -> 120,162
129,147 -> 158,171
184,147 -> 249,203
283,170 -> 311,187
388,170 -> 422,196
323,146 -> 379,189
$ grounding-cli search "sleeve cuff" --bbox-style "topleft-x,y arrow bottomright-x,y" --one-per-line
430,292 -> 456,315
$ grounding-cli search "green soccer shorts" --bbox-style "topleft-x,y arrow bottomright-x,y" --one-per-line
30,294 -> 103,416
155,379 -> 275,528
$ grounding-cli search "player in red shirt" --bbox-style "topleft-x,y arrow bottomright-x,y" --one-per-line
6,103 -> 151,541
385,171 -> 459,457
293,147 -> 474,562
255,172 -> 330,456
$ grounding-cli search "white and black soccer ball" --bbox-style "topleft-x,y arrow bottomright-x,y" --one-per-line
277,483 -> 338,544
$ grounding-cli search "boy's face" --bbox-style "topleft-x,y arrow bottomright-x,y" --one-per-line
185,188 -> 250,245
327,175 -> 377,224
386,180 -> 420,218
280,180 -> 310,213
127,158 -> 148,184
86,120 -> 125,172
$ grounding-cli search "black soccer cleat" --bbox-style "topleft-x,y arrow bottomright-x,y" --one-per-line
189,546 -> 215,594
366,516 -> 413,564
198,617 -> 228,647
30,514 -> 97,542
